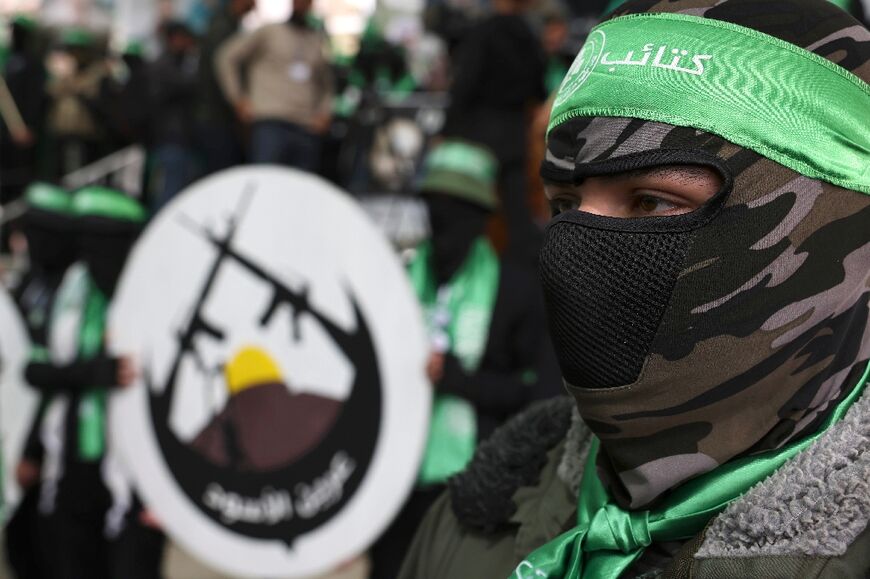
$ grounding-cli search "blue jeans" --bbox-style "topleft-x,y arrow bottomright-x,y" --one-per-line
250,120 -> 321,171
195,122 -> 243,175
152,144 -> 198,213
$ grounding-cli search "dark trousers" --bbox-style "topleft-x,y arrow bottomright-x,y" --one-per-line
109,498 -> 166,579
369,485 -> 445,579
40,463 -> 112,579
151,143 -> 198,212
250,120 -> 321,171
0,140 -> 37,204
5,485 -> 46,579
194,122 -> 244,176
49,137 -> 102,181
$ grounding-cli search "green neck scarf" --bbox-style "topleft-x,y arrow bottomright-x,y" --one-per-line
47,268 -> 108,461
511,362 -> 870,579
77,280 -> 107,461
409,238 -> 500,485
409,238 -> 500,372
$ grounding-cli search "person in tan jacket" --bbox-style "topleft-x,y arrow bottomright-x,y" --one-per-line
215,0 -> 333,170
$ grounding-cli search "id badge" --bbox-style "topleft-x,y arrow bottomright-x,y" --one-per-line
289,62 -> 312,82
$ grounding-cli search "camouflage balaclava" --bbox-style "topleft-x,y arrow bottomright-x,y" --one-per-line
539,0 -> 870,509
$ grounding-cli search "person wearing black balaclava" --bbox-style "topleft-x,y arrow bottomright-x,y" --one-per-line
25,186 -> 144,579
194,0 -> 255,175
442,0 -> 548,263
370,140 -> 562,579
5,183 -> 76,579
1,16 -> 47,209
103,42 -> 151,150
149,21 -> 199,212
400,1 -> 870,578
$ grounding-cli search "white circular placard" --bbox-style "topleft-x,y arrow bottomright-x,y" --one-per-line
0,285 -> 36,519
108,167 -> 430,578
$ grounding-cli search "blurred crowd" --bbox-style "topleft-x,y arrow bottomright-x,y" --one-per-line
2,0 -> 867,578
0,0 -> 622,258
0,1 -> 620,577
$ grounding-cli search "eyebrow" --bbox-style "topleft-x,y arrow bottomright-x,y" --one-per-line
544,165 -> 719,189
619,165 -> 716,182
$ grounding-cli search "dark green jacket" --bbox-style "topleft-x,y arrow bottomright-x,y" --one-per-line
400,396 -> 870,579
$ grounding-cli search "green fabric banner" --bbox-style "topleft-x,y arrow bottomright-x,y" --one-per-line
550,13 -> 870,194
510,361 -> 870,579
409,238 -> 500,485
77,279 -> 107,461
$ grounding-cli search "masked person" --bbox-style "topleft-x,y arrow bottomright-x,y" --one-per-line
5,182 -> 76,579
195,0 -> 256,175
104,42 -> 151,150
149,21 -> 199,212
1,16 -> 47,208
371,140 -> 562,578
24,186 -> 144,579
399,1 -> 870,578
442,0 -> 547,263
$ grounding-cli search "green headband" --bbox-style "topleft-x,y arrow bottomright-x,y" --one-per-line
123,41 -> 144,57
426,141 -> 497,184
26,182 -> 72,214
12,14 -> 37,30
420,141 -> 499,209
550,13 -> 870,194
73,187 -> 146,222
61,28 -> 94,47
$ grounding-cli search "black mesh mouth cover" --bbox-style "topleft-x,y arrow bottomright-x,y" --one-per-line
538,150 -> 731,389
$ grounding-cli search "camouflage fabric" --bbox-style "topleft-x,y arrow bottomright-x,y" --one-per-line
542,0 -> 870,509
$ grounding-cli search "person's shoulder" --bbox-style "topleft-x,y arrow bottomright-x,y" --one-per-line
449,396 -> 574,533
400,397 -> 578,579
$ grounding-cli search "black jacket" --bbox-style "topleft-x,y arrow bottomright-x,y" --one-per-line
437,259 -> 562,441
443,14 -> 547,164
149,52 -> 198,146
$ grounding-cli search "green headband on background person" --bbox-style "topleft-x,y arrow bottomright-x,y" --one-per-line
550,13 -> 870,193
123,41 -> 144,57
26,183 -> 72,214
61,28 -> 95,47
420,140 -> 499,210
11,14 -> 37,30
72,186 -> 146,222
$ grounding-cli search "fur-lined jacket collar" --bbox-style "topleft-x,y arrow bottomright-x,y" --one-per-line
450,388 -> 870,564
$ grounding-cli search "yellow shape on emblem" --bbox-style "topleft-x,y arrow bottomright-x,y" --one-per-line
224,346 -> 282,395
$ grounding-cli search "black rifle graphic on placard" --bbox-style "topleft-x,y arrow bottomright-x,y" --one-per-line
143,186 -> 382,546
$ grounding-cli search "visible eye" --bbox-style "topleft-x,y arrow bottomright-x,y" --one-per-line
549,196 -> 580,217
634,193 -> 684,216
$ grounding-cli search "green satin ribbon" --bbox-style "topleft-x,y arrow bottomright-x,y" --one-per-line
549,13 -> 870,194
511,361 -> 870,579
